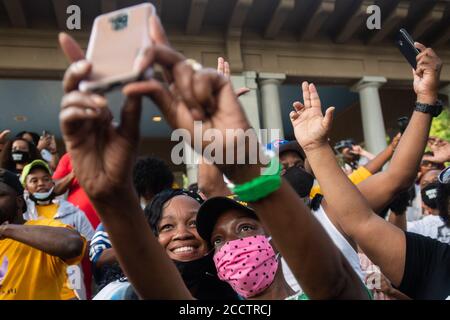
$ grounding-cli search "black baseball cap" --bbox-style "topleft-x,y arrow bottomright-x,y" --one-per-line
0,168 -> 24,195
334,139 -> 355,152
267,139 -> 306,161
196,195 -> 257,243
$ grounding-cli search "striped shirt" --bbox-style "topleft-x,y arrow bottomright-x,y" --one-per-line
89,224 -> 112,265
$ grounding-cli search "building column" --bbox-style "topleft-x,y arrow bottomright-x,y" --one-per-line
258,72 -> 286,144
230,71 -> 261,131
351,76 -> 388,154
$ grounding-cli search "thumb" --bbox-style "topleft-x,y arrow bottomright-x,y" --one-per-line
58,32 -> 85,63
414,42 -> 426,52
322,107 -> 335,131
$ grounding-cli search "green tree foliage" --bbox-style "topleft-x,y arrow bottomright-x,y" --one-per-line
429,107 -> 450,141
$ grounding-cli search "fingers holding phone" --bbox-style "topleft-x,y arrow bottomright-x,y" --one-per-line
396,29 -> 420,69
396,29 -> 441,102
37,132 -> 51,151
79,3 -> 155,93
413,45 -> 442,103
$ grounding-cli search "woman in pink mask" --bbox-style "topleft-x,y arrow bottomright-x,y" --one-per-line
196,195 -> 368,300
196,195 -> 293,299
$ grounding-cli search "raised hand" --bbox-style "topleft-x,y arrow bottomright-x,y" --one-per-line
58,15 -> 170,200
413,43 -> 442,104
390,133 -> 402,152
424,136 -> 450,164
60,69 -> 139,200
123,46 -> 259,182
37,134 -> 52,151
217,57 -> 250,97
350,145 -> 363,155
289,82 -> 335,151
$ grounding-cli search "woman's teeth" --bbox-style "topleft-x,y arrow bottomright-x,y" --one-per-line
173,246 -> 195,254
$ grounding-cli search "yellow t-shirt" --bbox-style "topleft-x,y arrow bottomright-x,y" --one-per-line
0,218 -> 85,300
309,166 -> 372,199
34,204 -> 81,300
36,203 -> 59,220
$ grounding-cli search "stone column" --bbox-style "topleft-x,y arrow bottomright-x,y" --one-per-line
258,72 -> 286,144
351,76 -> 388,154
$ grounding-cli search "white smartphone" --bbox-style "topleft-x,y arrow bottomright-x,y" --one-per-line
79,3 -> 155,93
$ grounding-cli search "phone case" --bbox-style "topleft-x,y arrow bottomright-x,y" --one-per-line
396,28 -> 420,70
79,3 -> 154,93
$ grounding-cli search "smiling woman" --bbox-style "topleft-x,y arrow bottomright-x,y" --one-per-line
148,190 -> 208,262
144,189 -> 238,300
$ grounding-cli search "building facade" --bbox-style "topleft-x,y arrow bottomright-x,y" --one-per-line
0,0 -> 449,184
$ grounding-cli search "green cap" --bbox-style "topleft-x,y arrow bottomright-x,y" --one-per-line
20,159 -> 52,186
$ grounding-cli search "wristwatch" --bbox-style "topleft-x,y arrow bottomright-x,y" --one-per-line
415,100 -> 443,117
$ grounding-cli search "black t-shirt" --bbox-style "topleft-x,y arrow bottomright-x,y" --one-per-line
399,231 -> 450,299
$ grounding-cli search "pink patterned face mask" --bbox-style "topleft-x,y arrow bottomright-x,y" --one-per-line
213,235 -> 279,298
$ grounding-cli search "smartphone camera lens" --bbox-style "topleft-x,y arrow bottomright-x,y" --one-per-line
109,13 -> 128,31
398,40 -> 403,46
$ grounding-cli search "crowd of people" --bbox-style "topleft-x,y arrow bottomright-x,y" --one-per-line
0,12 -> 449,301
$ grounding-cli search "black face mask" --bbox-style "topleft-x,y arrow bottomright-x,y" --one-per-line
283,166 -> 315,198
173,251 -> 217,289
421,182 -> 439,209
11,151 -> 29,164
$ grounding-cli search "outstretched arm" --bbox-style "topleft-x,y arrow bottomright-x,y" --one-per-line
363,133 -> 400,174
250,179 -> 368,299
0,223 -> 84,262
356,43 -> 442,213
196,57 -> 251,198
290,81 -> 406,287
58,17 -> 192,300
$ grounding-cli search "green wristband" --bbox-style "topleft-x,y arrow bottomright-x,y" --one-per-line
231,157 -> 282,202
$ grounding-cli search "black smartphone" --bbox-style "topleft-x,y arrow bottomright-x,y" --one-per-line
397,116 -> 409,134
396,28 -> 420,69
